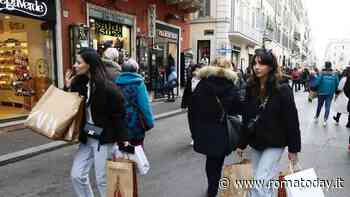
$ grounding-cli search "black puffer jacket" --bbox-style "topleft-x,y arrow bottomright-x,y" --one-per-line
68,75 -> 129,145
239,84 -> 301,153
189,66 -> 242,157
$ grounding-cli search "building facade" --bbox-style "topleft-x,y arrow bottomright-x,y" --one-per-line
189,0 -> 315,71
190,0 -> 232,66
324,39 -> 350,70
0,0 -> 198,125
262,0 -> 316,68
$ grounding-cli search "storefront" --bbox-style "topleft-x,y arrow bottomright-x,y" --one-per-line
87,4 -> 135,61
0,0 -> 57,122
148,21 -> 180,98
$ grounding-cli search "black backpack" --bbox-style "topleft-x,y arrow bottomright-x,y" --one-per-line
344,78 -> 350,98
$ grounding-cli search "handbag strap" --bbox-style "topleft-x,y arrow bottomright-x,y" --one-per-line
128,100 -> 145,117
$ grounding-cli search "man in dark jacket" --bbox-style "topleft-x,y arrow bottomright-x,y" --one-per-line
190,58 -> 242,197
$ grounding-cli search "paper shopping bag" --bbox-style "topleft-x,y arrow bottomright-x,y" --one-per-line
284,168 -> 325,197
107,159 -> 138,197
278,167 -> 294,197
112,145 -> 150,175
25,85 -> 83,140
63,99 -> 84,142
127,146 -> 150,175
219,159 -> 253,197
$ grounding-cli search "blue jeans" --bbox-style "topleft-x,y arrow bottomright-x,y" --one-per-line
250,148 -> 285,197
316,95 -> 333,121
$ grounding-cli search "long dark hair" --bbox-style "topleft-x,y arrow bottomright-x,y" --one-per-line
342,67 -> 350,78
248,48 -> 282,98
78,47 -> 108,84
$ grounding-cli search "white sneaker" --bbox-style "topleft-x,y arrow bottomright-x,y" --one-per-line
190,140 -> 194,146
323,121 -> 327,127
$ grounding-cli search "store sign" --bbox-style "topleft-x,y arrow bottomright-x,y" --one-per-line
158,30 -> 178,40
95,20 -> 123,37
148,4 -> 156,38
89,7 -> 134,27
0,0 -> 47,17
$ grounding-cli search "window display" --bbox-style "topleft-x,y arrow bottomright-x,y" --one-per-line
0,14 -> 54,121
90,18 -> 132,59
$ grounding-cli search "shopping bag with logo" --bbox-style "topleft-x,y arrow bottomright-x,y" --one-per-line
284,167 -> 325,197
278,162 -> 295,197
25,85 -> 83,140
219,159 -> 253,197
107,159 -> 138,197
113,145 -> 150,175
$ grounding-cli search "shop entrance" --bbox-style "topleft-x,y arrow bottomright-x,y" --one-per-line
0,14 -> 55,121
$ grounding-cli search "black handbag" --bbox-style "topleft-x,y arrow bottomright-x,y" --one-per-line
215,96 -> 242,153
246,96 -> 270,134
83,122 -> 103,139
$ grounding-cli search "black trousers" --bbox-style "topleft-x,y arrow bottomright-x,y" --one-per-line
206,155 -> 225,197
292,80 -> 300,91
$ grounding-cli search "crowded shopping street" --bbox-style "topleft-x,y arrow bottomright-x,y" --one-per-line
1,0 -> 350,197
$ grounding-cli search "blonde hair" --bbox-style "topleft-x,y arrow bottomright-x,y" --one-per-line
211,57 -> 233,70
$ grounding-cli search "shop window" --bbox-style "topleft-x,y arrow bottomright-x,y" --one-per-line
90,18 -> 132,60
0,14 -> 54,121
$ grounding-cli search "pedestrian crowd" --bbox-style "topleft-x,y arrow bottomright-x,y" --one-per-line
48,45 -> 349,197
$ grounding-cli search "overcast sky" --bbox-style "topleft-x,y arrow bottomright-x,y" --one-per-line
304,0 -> 350,60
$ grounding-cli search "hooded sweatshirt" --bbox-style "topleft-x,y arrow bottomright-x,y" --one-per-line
115,72 -> 155,140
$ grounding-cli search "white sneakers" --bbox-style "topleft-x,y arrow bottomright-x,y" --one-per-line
314,117 -> 328,127
323,121 -> 327,127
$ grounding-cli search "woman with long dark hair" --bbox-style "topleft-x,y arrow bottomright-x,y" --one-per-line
65,48 -> 128,197
237,48 -> 301,197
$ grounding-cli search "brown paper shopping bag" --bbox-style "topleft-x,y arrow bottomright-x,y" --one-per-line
278,164 -> 294,197
220,159 -> 253,197
25,85 -> 83,140
107,159 -> 138,197
63,99 -> 84,142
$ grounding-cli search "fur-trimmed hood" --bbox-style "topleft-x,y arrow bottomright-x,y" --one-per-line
197,66 -> 238,83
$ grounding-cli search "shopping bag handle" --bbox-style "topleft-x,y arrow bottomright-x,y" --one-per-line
236,153 -> 250,164
288,161 -> 302,173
